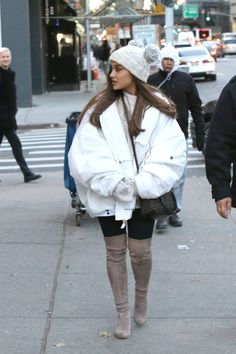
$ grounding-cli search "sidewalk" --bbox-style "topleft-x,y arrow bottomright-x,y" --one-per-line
1,171 -> 236,353
16,76 -> 107,129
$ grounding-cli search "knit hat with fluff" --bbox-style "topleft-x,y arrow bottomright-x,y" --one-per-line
109,40 -> 160,82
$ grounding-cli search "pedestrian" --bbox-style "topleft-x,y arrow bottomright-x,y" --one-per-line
148,44 -> 205,229
98,39 -> 111,75
68,41 -> 186,339
205,76 -> 236,219
0,47 -> 41,182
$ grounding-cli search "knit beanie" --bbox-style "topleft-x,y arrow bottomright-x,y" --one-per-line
109,40 -> 160,82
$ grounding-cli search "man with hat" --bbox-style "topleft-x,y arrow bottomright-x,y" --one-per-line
148,44 -> 205,229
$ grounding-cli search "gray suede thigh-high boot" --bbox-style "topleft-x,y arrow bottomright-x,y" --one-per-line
104,234 -> 130,339
128,237 -> 152,326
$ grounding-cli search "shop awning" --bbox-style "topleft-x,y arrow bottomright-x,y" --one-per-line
62,0 -> 144,25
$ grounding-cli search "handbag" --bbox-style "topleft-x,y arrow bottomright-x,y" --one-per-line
130,135 -> 178,220
139,191 -> 178,220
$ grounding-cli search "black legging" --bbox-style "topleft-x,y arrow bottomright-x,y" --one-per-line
0,129 -> 31,175
98,209 -> 154,240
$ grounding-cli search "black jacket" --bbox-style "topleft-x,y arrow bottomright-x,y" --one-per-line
148,70 -> 205,150
0,67 -> 17,132
205,76 -> 236,207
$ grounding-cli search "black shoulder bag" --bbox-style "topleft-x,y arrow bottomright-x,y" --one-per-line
130,136 -> 179,220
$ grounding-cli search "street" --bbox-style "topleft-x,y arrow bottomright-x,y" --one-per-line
196,56 -> 236,103
1,56 -> 236,354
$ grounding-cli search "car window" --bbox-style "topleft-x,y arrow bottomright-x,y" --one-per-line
178,49 -> 207,57
202,41 -> 215,46
224,39 -> 236,44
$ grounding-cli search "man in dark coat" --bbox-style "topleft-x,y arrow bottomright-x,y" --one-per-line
98,40 -> 111,75
0,47 -> 41,182
205,76 -> 236,219
148,45 -> 205,229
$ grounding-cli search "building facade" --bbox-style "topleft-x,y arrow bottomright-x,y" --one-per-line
231,0 -> 236,31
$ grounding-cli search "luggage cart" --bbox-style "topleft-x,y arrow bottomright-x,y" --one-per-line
64,112 -> 86,226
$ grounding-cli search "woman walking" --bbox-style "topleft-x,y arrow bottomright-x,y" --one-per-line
69,41 -> 186,339
0,47 -> 41,182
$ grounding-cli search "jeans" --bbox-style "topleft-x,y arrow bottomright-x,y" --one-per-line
0,129 -> 31,176
173,167 -> 186,210
173,139 -> 188,211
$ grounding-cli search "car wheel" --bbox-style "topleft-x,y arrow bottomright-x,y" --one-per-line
210,74 -> 217,81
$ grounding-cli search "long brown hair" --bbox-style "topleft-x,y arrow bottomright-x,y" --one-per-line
78,71 -> 176,137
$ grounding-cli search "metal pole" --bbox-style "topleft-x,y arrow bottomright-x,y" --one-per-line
85,0 -> 92,92
165,6 -> 174,45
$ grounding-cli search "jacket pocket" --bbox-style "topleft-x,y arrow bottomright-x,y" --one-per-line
87,190 -> 115,215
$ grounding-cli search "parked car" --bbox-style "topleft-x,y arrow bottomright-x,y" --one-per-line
221,32 -> 236,40
221,38 -> 236,56
201,40 -> 220,60
177,46 -> 216,81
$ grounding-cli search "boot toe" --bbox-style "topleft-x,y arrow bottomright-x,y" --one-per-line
114,312 -> 130,339
169,214 -> 183,227
155,217 -> 168,230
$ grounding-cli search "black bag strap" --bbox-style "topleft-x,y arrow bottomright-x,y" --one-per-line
130,135 -> 139,173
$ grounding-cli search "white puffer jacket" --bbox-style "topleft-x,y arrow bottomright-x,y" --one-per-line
68,101 -> 186,220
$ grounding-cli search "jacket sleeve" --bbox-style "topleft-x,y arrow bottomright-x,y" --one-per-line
187,77 -> 205,151
68,120 -> 125,198
205,82 -> 236,202
134,115 -> 187,199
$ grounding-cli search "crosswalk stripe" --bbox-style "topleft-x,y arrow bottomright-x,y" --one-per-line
0,157 -> 64,163
1,139 -> 65,147
0,144 -> 65,152
29,150 -> 65,155
0,163 -> 63,171
0,127 -> 66,173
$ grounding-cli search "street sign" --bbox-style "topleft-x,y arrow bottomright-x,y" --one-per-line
132,25 -> 158,45
183,4 -> 199,19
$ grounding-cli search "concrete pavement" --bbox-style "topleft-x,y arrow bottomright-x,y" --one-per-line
1,76 -> 236,353
1,171 -> 236,354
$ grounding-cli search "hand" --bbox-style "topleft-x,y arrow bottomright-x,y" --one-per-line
113,178 -> 135,202
196,140 -> 204,152
216,197 -> 232,219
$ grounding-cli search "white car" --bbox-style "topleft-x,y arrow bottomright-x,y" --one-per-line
221,38 -> 236,56
176,46 -> 216,81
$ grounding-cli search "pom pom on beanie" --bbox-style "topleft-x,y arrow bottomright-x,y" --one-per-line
144,44 -> 160,64
109,41 -> 159,82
